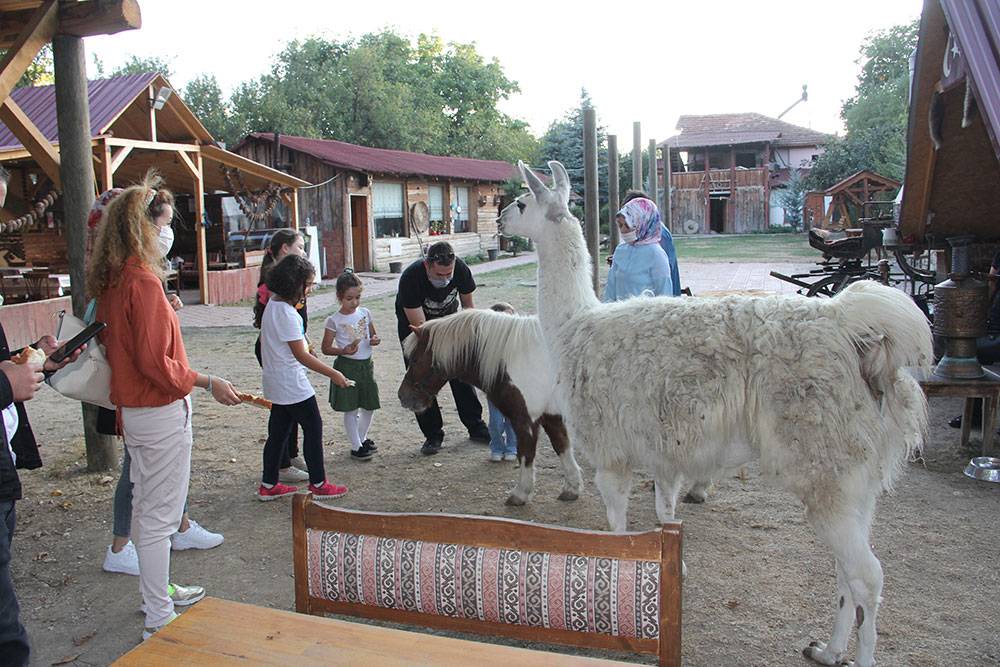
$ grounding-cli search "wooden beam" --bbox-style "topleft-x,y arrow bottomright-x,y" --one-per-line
175,149 -> 198,180
193,152 -> 209,305
0,97 -> 60,186
56,0 -> 141,39
148,85 -> 157,142
0,0 -> 141,48
289,189 -> 299,229
98,137 -> 112,192
104,137 -> 200,153
0,0 -> 57,102
109,144 -> 132,174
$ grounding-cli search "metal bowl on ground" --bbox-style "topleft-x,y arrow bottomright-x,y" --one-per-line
964,457 -> 1000,482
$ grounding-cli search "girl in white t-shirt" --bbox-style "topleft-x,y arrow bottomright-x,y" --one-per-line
321,270 -> 381,461
258,255 -> 351,501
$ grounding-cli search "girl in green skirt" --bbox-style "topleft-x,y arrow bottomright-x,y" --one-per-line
321,270 -> 381,460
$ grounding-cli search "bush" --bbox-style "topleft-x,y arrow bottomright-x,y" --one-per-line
751,225 -> 798,234
462,253 -> 487,266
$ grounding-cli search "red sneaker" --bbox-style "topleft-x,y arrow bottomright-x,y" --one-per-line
308,481 -> 348,499
256,482 -> 299,501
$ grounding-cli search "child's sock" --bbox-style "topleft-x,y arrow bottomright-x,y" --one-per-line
358,409 -> 374,441
261,482 -> 274,489
343,410 -> 362,450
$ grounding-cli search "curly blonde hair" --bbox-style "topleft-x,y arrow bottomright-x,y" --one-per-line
86,171 -> 174,298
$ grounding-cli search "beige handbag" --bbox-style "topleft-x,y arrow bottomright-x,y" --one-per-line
47,306 -> 115,410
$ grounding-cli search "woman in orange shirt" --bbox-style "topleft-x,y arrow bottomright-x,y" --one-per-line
87,173 -> 241,641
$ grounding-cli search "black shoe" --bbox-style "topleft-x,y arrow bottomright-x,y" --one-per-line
421,438 -> 442,456
351,442 -> 375,461
467,423 -> 491,443
361,438 -> 378,452
949,415 -> 962,429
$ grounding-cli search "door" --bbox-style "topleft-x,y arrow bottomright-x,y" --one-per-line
350,195 -> 370,272
710,198 -> 727,234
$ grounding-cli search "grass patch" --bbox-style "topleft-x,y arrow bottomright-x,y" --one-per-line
674,233 -> 817,262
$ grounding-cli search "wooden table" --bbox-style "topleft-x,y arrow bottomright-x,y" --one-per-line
907,366 -> 1000,454
112,598 -> 636,666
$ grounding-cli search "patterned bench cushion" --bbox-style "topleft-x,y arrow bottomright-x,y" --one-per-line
307,529 -> 660,639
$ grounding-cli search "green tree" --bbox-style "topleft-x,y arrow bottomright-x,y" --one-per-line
183,74 -> 234,144
224,31 -> 537,162
108,55 -> 175,78
539,89 -> 607,202
0,45 -> 54,87
776,168 -> 808,230
807,20 -> 918,190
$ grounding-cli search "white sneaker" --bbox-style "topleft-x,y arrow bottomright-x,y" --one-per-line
489,452 -> 503,462
288,456 -> 307,470
141,582 -> 206,614
503,452 -> 518,461
171,520 -> 224,551
278,466 -> 310,483
103,541 -> 140,576
142,611 -> 178,641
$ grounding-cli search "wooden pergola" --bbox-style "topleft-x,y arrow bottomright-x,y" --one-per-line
0,71 -> 309,304
804,170 -> 901,230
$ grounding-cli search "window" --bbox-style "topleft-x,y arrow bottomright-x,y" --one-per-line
428,185 -> 446,234
735,152 -> 757,168
708,151 -> 729,169
450,186 -> 469,233
687,152 -> 705,172
373,182 -> 404,238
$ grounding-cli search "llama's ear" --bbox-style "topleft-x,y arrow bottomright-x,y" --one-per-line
518,160 -> 548,200
549,161 -> 571,205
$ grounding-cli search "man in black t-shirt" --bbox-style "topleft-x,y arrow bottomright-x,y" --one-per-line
395,242 -> 490,455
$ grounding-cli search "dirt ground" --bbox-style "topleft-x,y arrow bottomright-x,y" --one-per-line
11,268 -> 1000,666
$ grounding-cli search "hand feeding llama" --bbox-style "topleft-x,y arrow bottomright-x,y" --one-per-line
497,160 -> 931,667
399,308 -> 583,505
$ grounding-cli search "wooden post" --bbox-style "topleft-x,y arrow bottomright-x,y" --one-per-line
99,137 -> 113,192
194,153 -> 208,305
583,108 -> 600,294
53,34 -> 115,472
648,139 -> 658,213
632,122 -> 642,191
607,134 -> 620,248
663,144 -> 672,232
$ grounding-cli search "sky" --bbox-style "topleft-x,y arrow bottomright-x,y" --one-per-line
84,0 -> 924,149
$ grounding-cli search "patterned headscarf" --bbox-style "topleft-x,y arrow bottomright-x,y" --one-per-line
616,198 -> 662,246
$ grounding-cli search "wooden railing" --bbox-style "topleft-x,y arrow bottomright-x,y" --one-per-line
671,167 -> 767,190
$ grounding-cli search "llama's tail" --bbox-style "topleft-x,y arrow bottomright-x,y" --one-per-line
833,280 -> 932,488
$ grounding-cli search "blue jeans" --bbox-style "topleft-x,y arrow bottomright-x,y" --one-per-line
487,401 -> 517,456
114,445 -> 188,538
0,500 -> 29,666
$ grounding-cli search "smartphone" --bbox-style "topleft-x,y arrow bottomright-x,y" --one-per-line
48,321 -> 107,364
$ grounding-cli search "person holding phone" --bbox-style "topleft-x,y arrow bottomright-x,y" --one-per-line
0,165 -> 84,666
86,172 -> 241,642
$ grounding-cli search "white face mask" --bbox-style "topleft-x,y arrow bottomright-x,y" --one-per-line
429,277 -> 451,289
621,230 -> 637,244
157,225 -> 174,256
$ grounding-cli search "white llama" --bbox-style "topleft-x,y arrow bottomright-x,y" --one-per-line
497,160 -> 931,667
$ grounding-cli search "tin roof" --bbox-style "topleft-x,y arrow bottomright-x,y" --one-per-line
661,113 -> 832,150
0,73 -> 159,151
240,133 -> 517,183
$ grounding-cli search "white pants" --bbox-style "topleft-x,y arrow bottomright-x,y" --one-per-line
121,397 -> 192,627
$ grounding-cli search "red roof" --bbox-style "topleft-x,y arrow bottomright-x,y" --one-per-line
241,133 -> 517,182
0,73 -> 159,151
662,113 -> 832,150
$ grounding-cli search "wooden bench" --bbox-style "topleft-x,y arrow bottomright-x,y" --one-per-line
292,494 -> 683,666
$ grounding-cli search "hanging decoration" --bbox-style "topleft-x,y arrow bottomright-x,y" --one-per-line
0,189 -> 60,234
221,165 -> 287,226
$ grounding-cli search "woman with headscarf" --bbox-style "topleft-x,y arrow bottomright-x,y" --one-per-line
603,197 -> 674,302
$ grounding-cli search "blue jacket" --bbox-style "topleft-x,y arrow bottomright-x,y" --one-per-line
603,242 -> 674,302
659,225 -> 682,296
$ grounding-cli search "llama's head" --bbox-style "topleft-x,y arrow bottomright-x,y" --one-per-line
498,160 -> 574,243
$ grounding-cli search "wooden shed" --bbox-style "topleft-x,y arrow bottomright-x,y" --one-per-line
233,133 -> 515,275
0,72 -> 308,308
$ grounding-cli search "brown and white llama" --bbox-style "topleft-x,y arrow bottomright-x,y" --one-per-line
399,308 -> 583,505
497,160 -> 931,667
